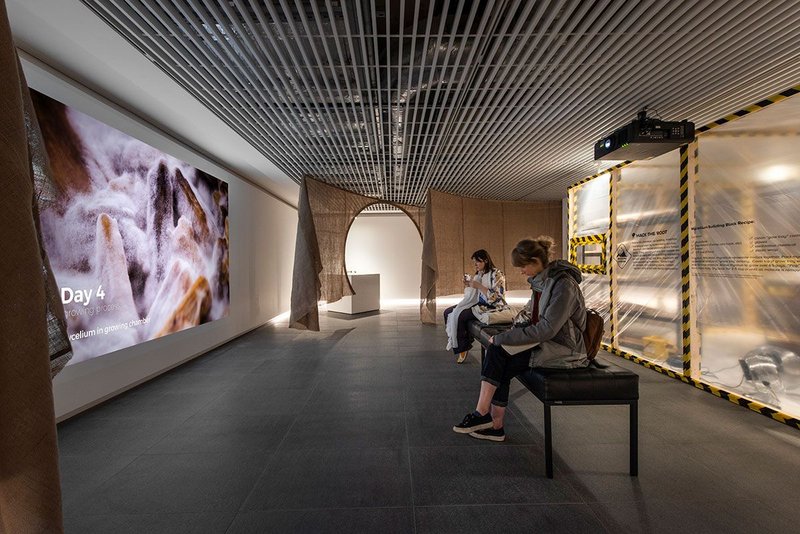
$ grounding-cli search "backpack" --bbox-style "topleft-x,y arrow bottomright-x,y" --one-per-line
554,273 -> 604,360
583,308 -> 604,360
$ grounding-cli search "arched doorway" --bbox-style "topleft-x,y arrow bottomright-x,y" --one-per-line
290,177 -> 425,330
343,208 -> 423,304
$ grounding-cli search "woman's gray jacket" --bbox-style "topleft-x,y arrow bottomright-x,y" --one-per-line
491,260 -> 589,369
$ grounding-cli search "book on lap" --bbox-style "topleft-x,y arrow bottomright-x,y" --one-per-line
501,342 -> 539,355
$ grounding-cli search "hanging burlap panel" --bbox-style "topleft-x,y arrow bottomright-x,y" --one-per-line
425,190 -> 465,299
420,194 -> 437,324
421,189 -> 562,324
0,1 -> 67,531
290,178 -> 559,330
501,200 -> 563,289
290,177 -> 422,331
462,196 -> 506,277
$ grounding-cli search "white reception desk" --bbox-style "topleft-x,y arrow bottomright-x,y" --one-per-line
327,273 -> 380,314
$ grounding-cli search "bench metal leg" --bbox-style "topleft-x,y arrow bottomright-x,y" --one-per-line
630,401 -> 638,476
544,403 -> 553,479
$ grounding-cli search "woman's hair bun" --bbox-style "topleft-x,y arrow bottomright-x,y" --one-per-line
534,235 -> 555,253
510,235 -> 556,267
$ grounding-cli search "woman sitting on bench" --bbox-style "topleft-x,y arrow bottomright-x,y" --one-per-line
453,236 -> 589,442
443,249 -> 509,364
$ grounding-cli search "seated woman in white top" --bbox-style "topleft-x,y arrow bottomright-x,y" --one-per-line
443,249 -> 509,363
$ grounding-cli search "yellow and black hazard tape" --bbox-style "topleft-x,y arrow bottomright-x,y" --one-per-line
679,146 -> 691,377
700,130 -> 800,138
570,234 -> 605,246
568,191 -> 579,263
567,161 -> 631,192
570,84 -> 800,193
569,234 -> 607,274
601,343 -> 800,430
576,264 -> 606,274
608,174 -> 615,343
696,84 -> 800,134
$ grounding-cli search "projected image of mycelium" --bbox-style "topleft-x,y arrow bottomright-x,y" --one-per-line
31,90 -> 230,364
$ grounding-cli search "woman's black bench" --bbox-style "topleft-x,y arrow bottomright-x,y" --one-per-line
466,321 -> 639,478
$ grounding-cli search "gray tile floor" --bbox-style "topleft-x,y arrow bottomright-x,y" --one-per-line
58,305 -> 800,533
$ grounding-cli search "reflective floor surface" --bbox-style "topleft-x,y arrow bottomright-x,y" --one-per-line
58,305 -> 800,533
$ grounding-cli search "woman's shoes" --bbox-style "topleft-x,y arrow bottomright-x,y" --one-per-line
456,351 -> 468,364
469,427 -> 506,442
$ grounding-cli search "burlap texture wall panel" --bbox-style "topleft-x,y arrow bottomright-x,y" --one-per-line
462,197 -> 505,279
292,181 -> 559,329
502,201 -> 563,290
0,1 -> 65,530
420,200 -> 437,324
290,177 -> 422,330
427,190 -> 465,298
422,189 -> 562,323
306,179 -> 350,304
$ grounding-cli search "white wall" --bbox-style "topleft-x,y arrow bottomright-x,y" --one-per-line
22,59 -> 299,421
7,0 -> 300,206
345,213 -> 422,301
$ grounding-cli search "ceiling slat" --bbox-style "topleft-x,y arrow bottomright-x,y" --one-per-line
81,0 -> 800,203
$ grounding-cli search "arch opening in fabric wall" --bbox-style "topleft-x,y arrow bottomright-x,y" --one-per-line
344,207 -> 423,303
289,176 -> 424,330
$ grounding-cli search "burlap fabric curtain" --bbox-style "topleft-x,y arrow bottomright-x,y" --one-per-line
1,1 -> 71,531
290,177 -> 423,330
421,189 -> 562,324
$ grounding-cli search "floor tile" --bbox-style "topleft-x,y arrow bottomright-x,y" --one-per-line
692,437 -> 800,500
556,442 -> 751,504
302,386 -> 406,413
197,388 -> 313,417
75,389 -> 221,422
415,503 -> 606,534
511,402 -> 663,447
242,448 -> 412,510
73,452 -> 270,515
281,411 -> 406,450
410,446 -> 582,505
589,499 -> 796,534
58,417 -> 182,457
145,414 -> 295,454
59,454 -> 139,517
227,507 -> 414,534
64,512 -> 234,534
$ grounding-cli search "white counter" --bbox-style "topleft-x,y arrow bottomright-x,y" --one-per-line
327,274 -> 381,314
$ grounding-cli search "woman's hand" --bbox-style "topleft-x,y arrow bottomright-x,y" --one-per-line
488,336 -> 494,345
469,280 -> 485,290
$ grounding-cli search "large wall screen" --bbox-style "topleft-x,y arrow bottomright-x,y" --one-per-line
31,90 -> 230,365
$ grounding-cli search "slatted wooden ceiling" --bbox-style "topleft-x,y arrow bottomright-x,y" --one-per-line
81,0 -> 800,204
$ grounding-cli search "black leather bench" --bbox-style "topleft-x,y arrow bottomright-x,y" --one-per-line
467,321 -> 639,478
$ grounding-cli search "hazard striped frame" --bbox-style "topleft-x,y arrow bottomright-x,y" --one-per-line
566,83 -> 800,430
569,233 -> 607,274
602,344 -> 800,430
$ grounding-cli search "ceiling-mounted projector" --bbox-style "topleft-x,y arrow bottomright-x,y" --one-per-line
594,109 -> 694,160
